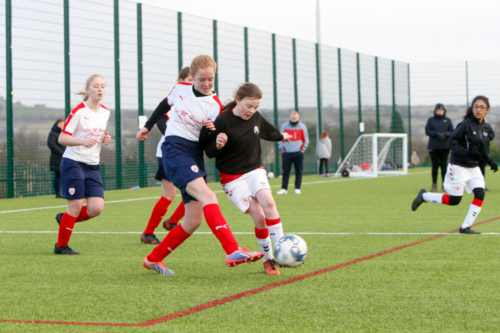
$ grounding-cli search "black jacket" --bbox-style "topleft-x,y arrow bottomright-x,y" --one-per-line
201,110 -> 283,175
448,116 -> 494,168
47,124 -> 66,172
425,112 -> 454,150
481,121 -> 495,151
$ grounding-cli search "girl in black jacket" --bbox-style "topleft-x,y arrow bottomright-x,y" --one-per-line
47,118 -> 66,198
412,96 -> 498,234
425,103 -> 454,192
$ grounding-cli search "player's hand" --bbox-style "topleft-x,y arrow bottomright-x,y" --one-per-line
203,119 -> 215,131
81,137 -> 99,147
136,127 -> 149,141
437,133 -> 446,141
103,132 -> 112,146
216,133 -> 228,149
490,162 -> 498,173
282,132 -> 292,142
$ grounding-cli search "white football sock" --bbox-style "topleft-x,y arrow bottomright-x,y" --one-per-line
461,203 -> 482,229
267,222 -> 284,246
423,192 -> 445,204
257,236 -> 273,260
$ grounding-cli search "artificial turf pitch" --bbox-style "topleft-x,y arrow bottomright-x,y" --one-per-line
1,168 -> 499,332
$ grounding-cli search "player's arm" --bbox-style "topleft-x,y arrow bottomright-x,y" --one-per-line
58,132 -> 98,148
137,98 -> 171,141
259,115 -> 284,142
203,117 -> 225,158
448,121 -> 480,160
425,119 -> 439,138
156,115 -> 169,136
302,124 -> 309,152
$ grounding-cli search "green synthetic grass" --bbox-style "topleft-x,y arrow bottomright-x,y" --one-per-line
1,168 -> 500,332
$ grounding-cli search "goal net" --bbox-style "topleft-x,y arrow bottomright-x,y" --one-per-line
334,133 -> 408,178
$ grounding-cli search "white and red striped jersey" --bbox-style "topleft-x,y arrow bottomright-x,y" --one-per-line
62,102 -> 111,165
165,82 -> 223,142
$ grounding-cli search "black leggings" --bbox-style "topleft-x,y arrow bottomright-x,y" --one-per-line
429,149 -> 449,184
319,158 -> 329,175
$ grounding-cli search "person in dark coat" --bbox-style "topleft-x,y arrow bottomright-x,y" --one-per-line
478,121 -> 495,191
47,118 -> 66,198
425,103 -> 454,192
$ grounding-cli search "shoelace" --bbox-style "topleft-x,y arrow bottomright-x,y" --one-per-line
268,259 -> 278,269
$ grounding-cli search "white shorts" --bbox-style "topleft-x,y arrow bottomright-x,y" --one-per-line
221,168 -> 271,213
443,163 -> 485,196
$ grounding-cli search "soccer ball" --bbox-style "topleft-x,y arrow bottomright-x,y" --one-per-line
267,171 -> 275,179
274,235 -> 308,268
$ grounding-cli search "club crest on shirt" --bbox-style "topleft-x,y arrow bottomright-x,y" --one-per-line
68,188 -> 75,195
254,126 -> 259,135
191,165 -> 199,173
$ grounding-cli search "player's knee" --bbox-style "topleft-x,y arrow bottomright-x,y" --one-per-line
449,195 -> 462,206
473,188 -> 485,201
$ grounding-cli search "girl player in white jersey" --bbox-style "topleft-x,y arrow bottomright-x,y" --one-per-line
412,95 -> 498,234
137,67 -> 193,245
201,83 -> 292,275
137,55 -> 263,274
54,75 -> 111,254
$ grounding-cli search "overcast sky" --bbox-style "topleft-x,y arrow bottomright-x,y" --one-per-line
133,0 -> 500,64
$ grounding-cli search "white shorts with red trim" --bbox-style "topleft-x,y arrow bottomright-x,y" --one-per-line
220,168 -> 271,213
443,163 -> 485,196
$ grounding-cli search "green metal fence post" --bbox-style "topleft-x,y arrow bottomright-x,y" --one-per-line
465,60 -> 469,107
114,0 -> 122,189
213,20 -> 219,182
64,0 -> 70,118
292,38 -> 298,112
137,3 -> 145,188
356,52 -> 362,136
272,33 -> 279,175
213,20 -> 218,94
177,12 -> 182,72
315,43 -> 322,134
338,48 -> 344,159
5,0 -> 13,198
391,60 -> 396,134
375,56 -> 380,133
244,27 -> 249,82
408,64 -> 412,160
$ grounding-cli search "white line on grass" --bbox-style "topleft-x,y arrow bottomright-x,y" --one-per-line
0,171 -> 429,215
1,231 -> 499,235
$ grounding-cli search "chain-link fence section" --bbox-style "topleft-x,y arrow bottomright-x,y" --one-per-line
0,0 -> 410,198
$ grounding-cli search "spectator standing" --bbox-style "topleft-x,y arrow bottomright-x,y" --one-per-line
425,103 -> 454,192
47,118 -> 66,198
277,111 -> 309,195
316,131 -> 332,177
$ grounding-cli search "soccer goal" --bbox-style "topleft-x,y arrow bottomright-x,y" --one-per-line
334,133 -> 408,178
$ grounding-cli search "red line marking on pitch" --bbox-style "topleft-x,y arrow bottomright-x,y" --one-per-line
2,216 -> 499,327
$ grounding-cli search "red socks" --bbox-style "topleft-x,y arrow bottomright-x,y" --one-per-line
76,206 -> 90,222
442,194 -> 450,205
255,227 -> 270,239
144,196 -> 172,234
57,213 -> 77,247
265,217 -> 281,226
203,204 -> 239,255
147,224 -> 191,262
169,201 -> 185,224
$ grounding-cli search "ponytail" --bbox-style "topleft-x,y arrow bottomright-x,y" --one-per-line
223,83 -> 263,111
75,74 -> 105,101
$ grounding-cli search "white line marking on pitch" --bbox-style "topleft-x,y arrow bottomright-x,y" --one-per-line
0,171 -> 429,215
1,231 -> 499,235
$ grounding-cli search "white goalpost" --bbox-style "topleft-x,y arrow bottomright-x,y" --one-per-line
334,133 -> 408,178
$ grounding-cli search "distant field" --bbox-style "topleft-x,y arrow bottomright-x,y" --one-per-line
1,169 -> 500,332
